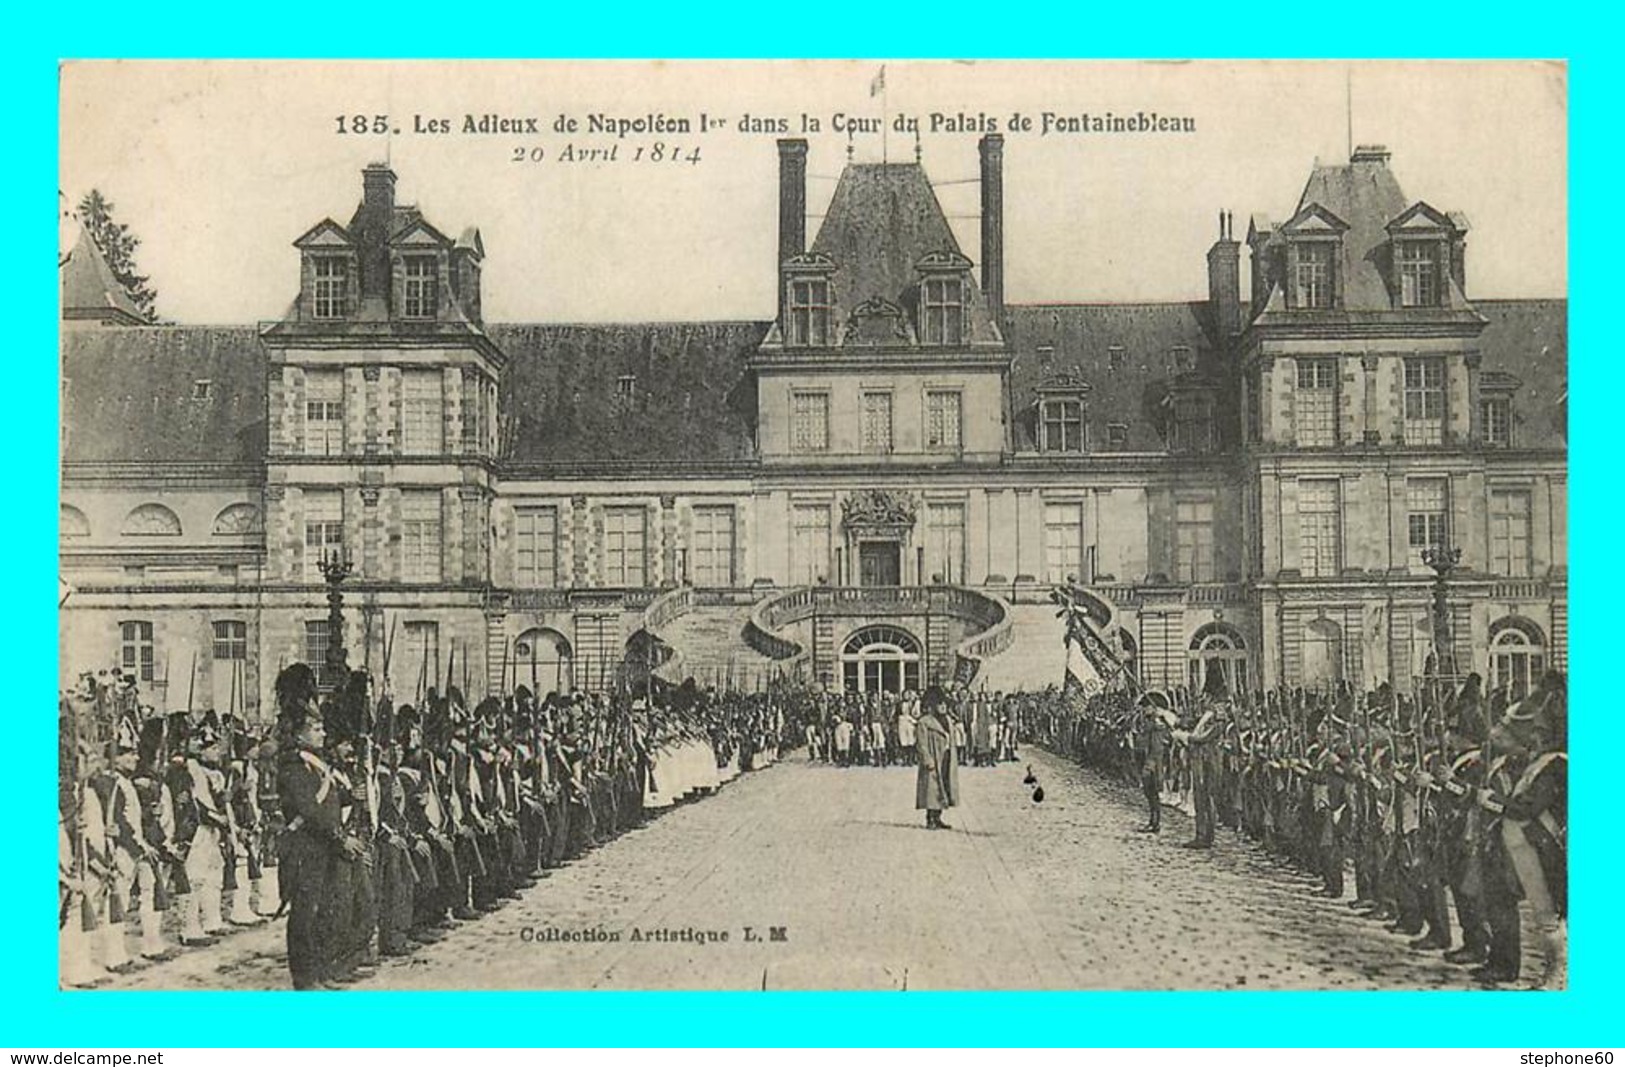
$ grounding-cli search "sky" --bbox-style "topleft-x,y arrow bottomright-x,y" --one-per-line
58,60 -> 1567,324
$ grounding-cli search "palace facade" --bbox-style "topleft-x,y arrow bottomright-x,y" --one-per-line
59,137 -> 1567,717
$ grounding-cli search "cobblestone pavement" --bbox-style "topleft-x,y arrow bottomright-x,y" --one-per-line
99,747 -> 1513,991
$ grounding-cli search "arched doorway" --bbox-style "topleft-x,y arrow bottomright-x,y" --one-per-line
1489,617 -> 1546,699
1188,623 -> 1248,696
1301,617 -> 1343,690
840,624 -> 922,694
512,627 -> 573,696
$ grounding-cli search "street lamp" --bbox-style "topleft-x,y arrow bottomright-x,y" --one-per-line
1421,542 -> 1462,680
318,547 -> 354,684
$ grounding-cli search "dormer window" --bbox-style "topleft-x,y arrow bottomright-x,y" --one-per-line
788,278 -> 831,346
1041,397 -> 1086,453
1170,394 -> 1215,454
313,257 -> 349,319
1294,242 -> 1334,309
1397,240 -> 1442,307
1278,204 -> 1348,311
1482,396 -> 1512,447
403,255 -> 437,319
921,277 -> 964,346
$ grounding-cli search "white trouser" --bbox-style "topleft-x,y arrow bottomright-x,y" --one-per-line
183,827 -> 225,935
60,903 -> 105,987
134,859 -> 168,957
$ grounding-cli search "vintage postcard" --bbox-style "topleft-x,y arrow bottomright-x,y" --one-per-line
57,60 -> 1567,991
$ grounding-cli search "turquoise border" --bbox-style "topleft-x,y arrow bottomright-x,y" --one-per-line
12,7 -> 1618,1047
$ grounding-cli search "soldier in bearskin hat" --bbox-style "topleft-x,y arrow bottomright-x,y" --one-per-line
131,713 -> 178,961
274,662 -> 364,990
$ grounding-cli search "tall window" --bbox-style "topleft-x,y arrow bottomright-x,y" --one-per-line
461,372 -> 484,454
1406,477 -> 1450,555
690,506 -> 736,587
926,390 -> 962,452
1294,242 -> 1334,308
1175,495 -> 1216,583
1403,357 -> 1445,446
514,506 -> 559,588
313,257 -> 348,319
1297,478 -> 1341,577
861,392 -> 893,454
1171,396 -> 1214,453
1490,489 -> 1533,577
1042,398 -> 1085,453
403,255 -> 437,319
304,370 -> 344,456
924,502 -> 967,584
791,505 -> 831,585
791,392 -> 829,454
402,369 -> 444,455
788,279 -> 831,346
1397,240 -> 1441,307
304,620 -> 334,689
921,277 -> 964,345
303,490 -> 343,582
212,620 -> 247,661
1043,502 -> 1085,584
1295,358 -> 1338,447
602,507 -> 647,587
1490,622 -> 1545,698
120,620 -> 155,683
401,491 -> 443,584
1482,396 -> 1512,447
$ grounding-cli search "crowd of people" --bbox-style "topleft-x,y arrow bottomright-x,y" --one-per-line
59,650 -> 1569,992
1027,672 -> 1569,990
57,665 -> 800,990
801,688 -> 1021,768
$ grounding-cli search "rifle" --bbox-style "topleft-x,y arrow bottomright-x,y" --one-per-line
185,650 -> 197,715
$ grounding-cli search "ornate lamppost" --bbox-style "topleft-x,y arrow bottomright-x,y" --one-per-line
1421,542 -> 1462,680
318,547 -> 354,685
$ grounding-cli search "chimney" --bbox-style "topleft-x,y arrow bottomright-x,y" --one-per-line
1207,210 -> 1241,342
359,163 -> 397,305
777,139 -> 807,323
979,133 -> 1005,330
1350,143 -> 1391,167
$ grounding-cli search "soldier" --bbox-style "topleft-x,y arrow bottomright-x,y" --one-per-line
173,712 -> 232,945
131,714 -> 178,961
1173,698 -> 1224,849
372,699 -> 418,958
1134,692 -> 1173,833
322,672 -> 377,983
1495,676 -> 1568,988
223,716 -> 269,927
84,713 -> 142,973
274,662 -> 364,991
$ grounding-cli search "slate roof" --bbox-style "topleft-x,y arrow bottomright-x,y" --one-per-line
58,300 -> 1564,471
1251,154 -> 1480,327
491,322 -> 766,470
803,163 -> 1002,346
61,326 -> 266,466
61,229 -> 145,325
1003,302 -> 1218,452
1475,298 -> 1567,449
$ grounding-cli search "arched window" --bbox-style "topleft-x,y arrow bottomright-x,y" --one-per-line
212,503 -> 263,535
1301,617 -> 1343,690
122,503 -> 182,537
1188,622 -> 1248,696
512,627 -> 574,696
60,504 -> 90,539
840,625 -> 922,694
1490,617 -> 1546,699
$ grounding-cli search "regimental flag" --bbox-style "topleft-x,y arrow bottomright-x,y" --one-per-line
870,65 -> 886,98
1065,633 -> 1106,696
